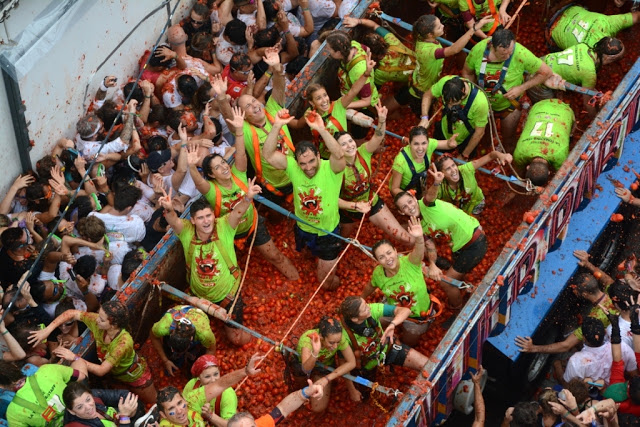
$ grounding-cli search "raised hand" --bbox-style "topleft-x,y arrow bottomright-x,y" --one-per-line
573,249 -> 589,267
246,177 -> 262,199
158,187 -> 173,211
514,336 -> 535,352
186,145 -> 203,166
178,123 -> 188,142
12,174 -> 35,190
495,152 -> 512,165
263,47 -> 281,67
615,187 -> 632,203
274,109 -> 294,127
375,100 -> 388,124
342,16 -> 359,28
211,74 -> 228,97
428,162 -> 444,185
364,50 -> 376,77
49,179 -> 68,198
310,332 -> 322,355
225,106 -> 246,130
103,76 -> 118,88
304,111 -> 325,132
470,366 -> 484,384
476,15 -> 495,29
407,216 -> 423,239
127,99 -> 138,114
446,133 -> 459,149
118,393 -> 139,417
155,46 -> 176,61
53,346 -> 77,361
246,353 -> 266,375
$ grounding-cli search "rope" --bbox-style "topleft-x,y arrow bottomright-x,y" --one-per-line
504,0 -> 529,30
227,206 -> 260,318
370,382 -> 389,413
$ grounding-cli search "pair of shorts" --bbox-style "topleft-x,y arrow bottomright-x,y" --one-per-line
235,215 -> 271,247
383,342 -> 410,367
288,357 -> 332,379
259,182 -> 293,205
220,292 -> 245,328
349,108 -> 376,140
382,316 -> 431,337
126,364 -> 154,389
339,198 -> 385,223
394,86 -> 423,117
294,224 -> 343,261
452,232 -> 488,274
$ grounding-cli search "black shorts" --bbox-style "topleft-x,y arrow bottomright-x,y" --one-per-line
349,108 -> 376,140
259,182 -> 293,205
339,198 -> 385,223
288,357 -> 332,379
394,86 -> 422,117
221,292 -> 245,328
452,232 -> 488,274
294,224 -> 343,261
383,342 -> 410,367
235,215 -> 271,247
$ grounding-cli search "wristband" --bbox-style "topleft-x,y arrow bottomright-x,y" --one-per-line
119,416 -> 131,423
264,71 -> 273,79
99,80 -> 109,92
302,7 -> 310,11
1,330 -> 9,335
562,411 -> 571,418
311,351 -> 319,358
421,115 -> 429,121
243,196 -> 252,203
144,95 -> 152,99
235,134 -> 244,138
73,355 -> 81,361
433,181 -> 442,186
301,387 -> 310,399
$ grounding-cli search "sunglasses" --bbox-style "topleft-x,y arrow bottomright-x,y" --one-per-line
231,67 -> 251,75
191,18 -> 205,25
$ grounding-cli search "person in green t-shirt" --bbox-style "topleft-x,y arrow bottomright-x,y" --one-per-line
150,305 -> 218,377
434,150 -> 512,215
549,4 -> 639,50
3,361 -> 87,427
182,355 -> 237,422
29,301 -> 157,405
463,28 -> 552,150
293,317 -> 357,411
159,180 -> 260,346
338,296 -> 430,400
263,110 -> 346,291
394,164 -> 487,310
389,126 -> 458,200
420,76 -> 490,159
211,49 -> 294,204
156,354 -> 263,426
459,0 -> 510,39
187,107 -> 299,281
389,14 -> 494,117
62,381 -> 144,427
513,98 -> 575,186
531,38 -> 625,116
362,217 -> 432,346
337,103 -> 412,247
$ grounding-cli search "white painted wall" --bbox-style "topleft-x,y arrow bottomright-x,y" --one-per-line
0,0 -> 193,196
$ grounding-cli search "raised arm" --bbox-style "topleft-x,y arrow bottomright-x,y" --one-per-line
227,177 -> 261,229
211,74 -> 234,123
471,150 -> 512,170
315,345 -> 357,388
573,250 -> 615,287
225,106 -> 248,172
275,379 -> 324,418
365,102 -> 387,154
305,112 -> 345,173
447,16 -> 494,57
262,110 -> 292,170
0,310 -> 26,361
423,163 -> 443,204
264,47 -> 286,106
407,216 -> 425,265
28,308 -> 83,346
436,134 -> 459,151
203,353 -> 264,401
471,367 -> 486,427
187,147 -> 209,195
157,188 -> 184,234
296,0 -> 314,37
341,51 -> 376,109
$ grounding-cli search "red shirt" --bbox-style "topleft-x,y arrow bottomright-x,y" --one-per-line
610,354 -> 640,416
221,65 -> 248,101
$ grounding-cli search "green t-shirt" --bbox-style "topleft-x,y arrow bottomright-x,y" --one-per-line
371,255 -> 431,318
543,43 -> 597,89
337,41 -> 380,106
345,303 -> 396,370
437,162 -> 484,215
6,365 -> 73,427
286,156 -> 343,235
159,408 -> 205,426
412,40 -> 444,94
81,312 -> 143,383
178,216 -> 239,303
573,294 -> 617,341
434,0 -> 460,17
431,76 -> 489,145
203,166 -> 255,235
513,99 -> 574,171
341,145 -> 379,208
458,0 -> 502,31
305,100 -> 348,159
151,305 -> 216,349
418,199 -> 480,252
183,378 -> 238,418
551,6 -> 634,49
242,97 -> 294,189
297,328 -> 350,366
390,142 -> 438,190
374,30 -> 416,85
466,38 -> 543,111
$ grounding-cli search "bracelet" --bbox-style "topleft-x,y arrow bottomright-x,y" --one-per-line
181,143 -> 187,148
562,410 -> 571,418
99,81 -> 109,92
569,407 -> 578,414
264,71 -> 273,79
433,181 -> 442,186
244,363 -> 251,375
302,7 -> 310,11
421,115 -> 429,121
243,196 -> 252,203
301,387 -> 310,399
119,416 -> 131,423
73,355 -> 81,361
353,203 -> 357,210
144,95 -> 152,99
1,330 -> 9,335
311,351 -> 319,358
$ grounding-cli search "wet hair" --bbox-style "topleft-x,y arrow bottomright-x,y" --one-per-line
149,44 -> 174,68
202,153 -> 225,179
491,28 -> 515,49
442,77 -> 466,104
65,195 -> 94,222
325,31 -> 352,61
393,191 -> 413,206
167,109 -> 185,133
608,279 -> 635,311
362,32 -> 389,62
228,412 -> 255,426
573,272 -> 599,296
294,141 -> 318,160
35,155 -> 56,182
102,300 -> 130,330
537,388 -> 559,416
318,17 -> 341,39
122,249 -> 144,280
76,114 -> 101,139
254,27 -> 279,48
511,401 -> 539,427
123,82 -> 144,105
340,296 -> 364,320
189,32 -> 214,59
230,53 -> 252,72
315,316 -> 343,338
26,183 -> 50,212
96,100 -> 123,130
76,216 -> 106,243
168,319 -> 196,353
435,154 -> 456,172
413,15 -> 437,41
190,198 -> 213,217
177,74 -> 198,101
113,185 -> 142,212
582,317 -> 605,347
195,81 -> 214,108
191,2 -> 209,17
593,37 -> 624,67
54,297 -> 76,318
294,37 -> 309,57
73,255 -> 97,280
224,19 -> 247,45
409,126 -> 429,143
30,280 -> 48,304
148,104 -> 167,125
0,361 -> 25,387
525,159 -> 550,187
372,239 -> 394,257
1,226 -> 24,251
262,0 -> 279,22
304,83 -> 325,103
286,55 -> 308,77
63,381 -> 92,409
565,378 -> 589,404
147,135 -> 169,152
157,386 -> 181,410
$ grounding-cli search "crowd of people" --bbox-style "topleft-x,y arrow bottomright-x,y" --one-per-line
0,0 -> 638,425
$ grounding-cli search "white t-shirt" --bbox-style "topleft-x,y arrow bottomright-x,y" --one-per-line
563,342 -> 637,386
237,11 -> 257,29
215,36 -> 248,66
296,0 -> 335,33
266,13 -> 302,37
88,211 -> 145,264
77,136 -> 127,160
339,0 -> 359,18
606,316 -> 633,350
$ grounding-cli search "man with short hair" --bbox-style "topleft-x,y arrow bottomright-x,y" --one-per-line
263,110 -> 346,290
159,180 -> 260,346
